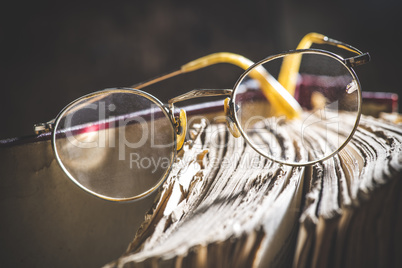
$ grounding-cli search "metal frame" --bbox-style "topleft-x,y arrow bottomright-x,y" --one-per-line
52,88 -> 177,202
168,89 -> 232,104
278,32 -> 370,96
36,33 -> 370,201
230,49 -> 363,166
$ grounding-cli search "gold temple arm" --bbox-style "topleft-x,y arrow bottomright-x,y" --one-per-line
278,32 -> 369,96
133,52 -> 301,119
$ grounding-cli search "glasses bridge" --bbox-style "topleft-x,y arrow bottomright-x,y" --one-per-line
168,89 -> 232,104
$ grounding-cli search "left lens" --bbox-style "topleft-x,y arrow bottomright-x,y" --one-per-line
232,50 -> 361,165
53,89 -> 176,201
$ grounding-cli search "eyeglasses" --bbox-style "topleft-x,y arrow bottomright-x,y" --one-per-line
34,33 -> 370,201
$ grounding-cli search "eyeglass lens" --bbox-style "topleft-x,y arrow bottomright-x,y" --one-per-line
233,51 -> 360,165
53,90 -> 175,200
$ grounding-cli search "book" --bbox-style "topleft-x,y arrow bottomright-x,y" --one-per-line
104,112 -> 402,268
1,88 -> 400,267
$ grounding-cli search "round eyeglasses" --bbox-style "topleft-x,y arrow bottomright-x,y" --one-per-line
34,33 -> 370,201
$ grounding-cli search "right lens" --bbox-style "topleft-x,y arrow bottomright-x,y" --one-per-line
233,50 -> 361,165
53,89 -> 176,201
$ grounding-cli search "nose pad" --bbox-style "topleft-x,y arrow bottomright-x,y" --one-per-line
224,98 -> 241,138
176,109 -> 187,151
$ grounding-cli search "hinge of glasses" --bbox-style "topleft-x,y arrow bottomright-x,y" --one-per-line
33,119 -> 55,135
344,53 -> 371,68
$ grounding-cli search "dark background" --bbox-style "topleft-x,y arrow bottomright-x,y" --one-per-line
1,0 -> 401,139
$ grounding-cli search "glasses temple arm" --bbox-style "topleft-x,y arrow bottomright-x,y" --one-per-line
314,34 -> 371,66
132,52 -> 301,119
294,32 -> 365,54
131,53 -> 249,89
278,32 -> 370,95
132,52 -> 259,90
132,69 -> 183,90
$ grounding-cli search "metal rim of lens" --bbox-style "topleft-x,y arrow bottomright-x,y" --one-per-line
52,88 -> 177,202
231,49 -> 362,166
